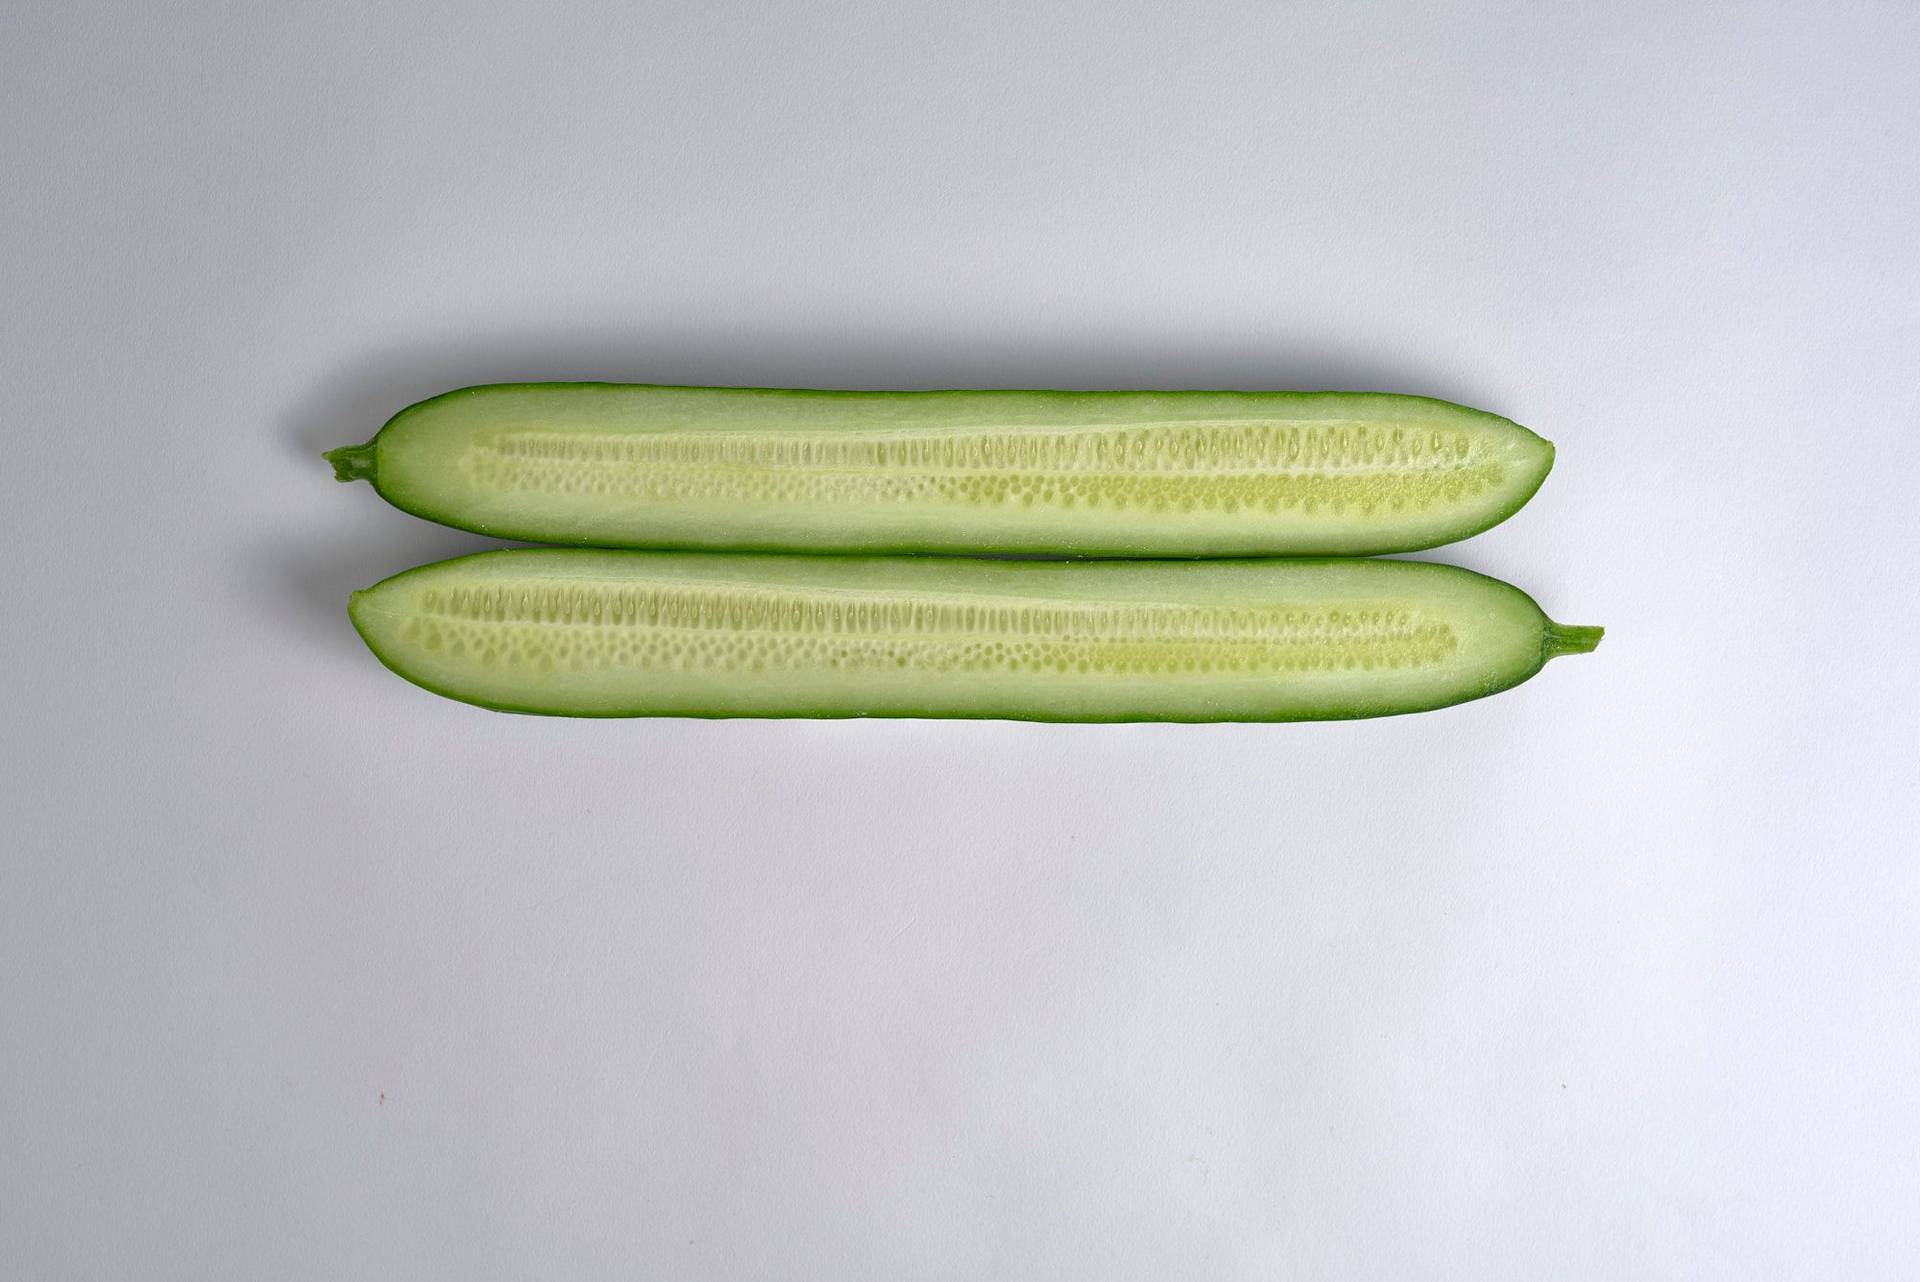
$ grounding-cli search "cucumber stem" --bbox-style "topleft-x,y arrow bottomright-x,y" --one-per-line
324,442 -> 377,483
1544,622 -> 1605,659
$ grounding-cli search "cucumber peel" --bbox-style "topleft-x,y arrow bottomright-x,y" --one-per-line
349,549 -> 1599,721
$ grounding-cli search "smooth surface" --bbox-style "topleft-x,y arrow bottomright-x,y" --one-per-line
357,385 -> 1553,554
351,550 -> 1564,720
3,2 -> 1916,1278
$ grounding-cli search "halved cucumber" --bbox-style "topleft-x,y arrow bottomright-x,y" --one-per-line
350,550 -> 1600,721
327,384 -> 1554,555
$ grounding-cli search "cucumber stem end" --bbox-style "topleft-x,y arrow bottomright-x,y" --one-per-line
1544,622 -> 1604,659
325,442 -> 378,483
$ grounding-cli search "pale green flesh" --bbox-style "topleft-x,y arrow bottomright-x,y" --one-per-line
349,550 -> 1598,720
338,385 -> 1555,556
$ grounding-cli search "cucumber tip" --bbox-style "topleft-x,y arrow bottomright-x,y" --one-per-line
324,442 -> 378,483
1544,623 -> 1604,659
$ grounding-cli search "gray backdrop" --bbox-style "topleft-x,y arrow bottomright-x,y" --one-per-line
4,1 -> 1916,1277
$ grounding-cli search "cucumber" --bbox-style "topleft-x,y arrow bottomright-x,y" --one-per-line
349,549 -> 1600,721
326,384 -> 1554,555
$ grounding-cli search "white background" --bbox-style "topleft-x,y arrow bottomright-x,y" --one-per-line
4,1 -> 1916,1277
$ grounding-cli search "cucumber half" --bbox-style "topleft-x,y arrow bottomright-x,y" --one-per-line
327,384 -> 1554,556
349,550 -> 1600,721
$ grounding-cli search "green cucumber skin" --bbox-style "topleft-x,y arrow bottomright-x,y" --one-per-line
349,549 -> 1599,722
331,383 -> 1554,557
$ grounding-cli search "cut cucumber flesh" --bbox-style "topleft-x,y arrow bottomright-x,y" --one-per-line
350,550 -> 1600,721
328,384 -> 1554,555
